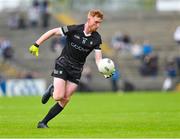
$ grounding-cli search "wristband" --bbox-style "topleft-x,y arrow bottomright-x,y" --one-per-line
34,43 -> 39,48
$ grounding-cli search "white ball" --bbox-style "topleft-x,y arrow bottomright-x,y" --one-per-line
98,58 -> 115,75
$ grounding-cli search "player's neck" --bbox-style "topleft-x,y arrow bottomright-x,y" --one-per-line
84,23 -> 92,36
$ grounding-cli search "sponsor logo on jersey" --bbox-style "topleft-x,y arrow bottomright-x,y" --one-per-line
71,42 -> 89,52
74,35 -> 80,39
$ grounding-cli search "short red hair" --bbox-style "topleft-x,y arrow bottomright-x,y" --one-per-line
88,9 -> 103,20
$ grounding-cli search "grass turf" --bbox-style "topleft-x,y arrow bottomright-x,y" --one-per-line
0,91 -> 180,138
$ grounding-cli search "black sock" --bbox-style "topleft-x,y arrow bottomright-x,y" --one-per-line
50,85 -> 54,96
41,103 -> 63,124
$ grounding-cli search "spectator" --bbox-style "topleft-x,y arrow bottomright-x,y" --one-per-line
139,53 -> 158,76
28,0 -> 40,28
8,12 -> 18,29
50,37 -> 66,53
142,40 -> 153,56
111,32 -> 132,52
40,0 -> 51,28
110,65 -> 120,92
33,0 -> 40,7
174,26 -> 180,45
26,71 -> 40,79
162,59 -> 177,91
111,32 -> 123,51
24,71 -> 35,79
17,70 -> 39,79
131,42 -> 143,59
175,57 -> 180,76
0,37 -> 3,57
18,12 -> 27,29
1,38 -> 14,61
165,60 -> 177,78
0,74 -> 6,96
121,33 -> 132,51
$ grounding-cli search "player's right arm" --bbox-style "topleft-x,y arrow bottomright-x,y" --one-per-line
29,28 -> 64,57
35,28 -> 63,45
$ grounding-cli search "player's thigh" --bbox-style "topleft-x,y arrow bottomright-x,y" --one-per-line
65,81 -> 78,98
53,77 -> 66,100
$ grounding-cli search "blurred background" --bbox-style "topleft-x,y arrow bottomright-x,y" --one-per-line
0,0 -> 180,96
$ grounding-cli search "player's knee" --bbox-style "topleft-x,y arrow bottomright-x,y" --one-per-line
62,97 -> 70,103
60,97 -> 70,107
53,93 -> 64,101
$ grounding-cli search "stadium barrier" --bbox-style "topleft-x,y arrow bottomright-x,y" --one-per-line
0,79 -> 46,96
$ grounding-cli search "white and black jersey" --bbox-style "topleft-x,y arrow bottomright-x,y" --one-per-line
52,24 -> 102,84
60,24 -> 102,64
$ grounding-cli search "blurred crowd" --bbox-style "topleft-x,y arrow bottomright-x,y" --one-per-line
111,32 -> 159,76
0,37 -> 14,62
1,1 -> 180,92
8,0 -> 51,30
0,0 -> 51,82
110,30 -> 180,91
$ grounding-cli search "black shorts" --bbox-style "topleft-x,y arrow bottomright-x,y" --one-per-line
51,56 -> 83,84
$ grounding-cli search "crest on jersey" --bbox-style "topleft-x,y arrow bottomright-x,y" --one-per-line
82,37 -> 88,44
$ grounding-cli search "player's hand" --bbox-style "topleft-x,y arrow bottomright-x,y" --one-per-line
29,44 -> 39,57
104,74 -> 111,78
103,69 -> 116,79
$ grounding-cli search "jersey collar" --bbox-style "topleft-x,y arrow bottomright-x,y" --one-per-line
83,24 -> 92,37
83,31 -> 91,37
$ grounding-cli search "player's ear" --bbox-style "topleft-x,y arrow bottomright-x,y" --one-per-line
87,16 -> 90,20
87,12 -> 92,20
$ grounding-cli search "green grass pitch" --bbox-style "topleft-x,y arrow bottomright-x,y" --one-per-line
0,91 -> 180,138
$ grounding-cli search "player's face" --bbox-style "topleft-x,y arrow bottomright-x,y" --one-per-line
88,16 -> 102,32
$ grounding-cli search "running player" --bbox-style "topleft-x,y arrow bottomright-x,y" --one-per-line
29,9 -> 114,128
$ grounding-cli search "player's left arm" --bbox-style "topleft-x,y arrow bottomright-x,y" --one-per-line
95,49 -> 113,78
95,49 -> 102,66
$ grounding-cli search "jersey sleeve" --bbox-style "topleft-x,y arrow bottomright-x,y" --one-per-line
61,25 -> 77,36
94,35 -> 102,50
94,44 -> 101,50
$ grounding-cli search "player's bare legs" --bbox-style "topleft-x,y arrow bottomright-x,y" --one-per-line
41,78 -> 65,104
59,81 -> 78,107
52,78 -> 66,101
37,78 -> 78,128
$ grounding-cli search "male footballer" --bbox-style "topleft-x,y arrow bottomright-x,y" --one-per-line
29,9 -> 114,128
